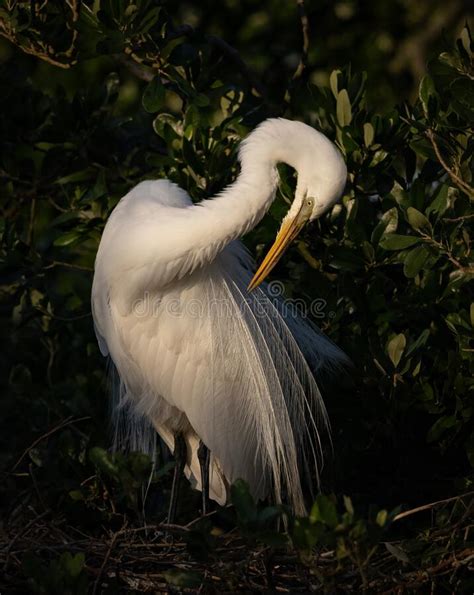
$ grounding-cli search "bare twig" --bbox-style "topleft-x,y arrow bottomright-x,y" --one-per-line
419,231 -> 472,273
426,129 -> 474,199
92,526 -> 124,595
2,509 -> 50,571
27,197 -> 36,245
444,213 -> 474,223
292,0 -> 310,80
1,506 -> 471,593
11,416 -> 91,472
34,305 -> 92,322
44,260 -> 94,272
185,508 -> 220,528
393,491 -> 474,522
28,464 -> 48,513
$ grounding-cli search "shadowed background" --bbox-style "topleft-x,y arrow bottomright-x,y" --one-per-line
0,0 -> 472,592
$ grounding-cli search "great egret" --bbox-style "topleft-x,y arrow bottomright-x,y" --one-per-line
92,118 -> 349,517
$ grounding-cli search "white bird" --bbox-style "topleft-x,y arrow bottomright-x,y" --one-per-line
91,118 -> 349,517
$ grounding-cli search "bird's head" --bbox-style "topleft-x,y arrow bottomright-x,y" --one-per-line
248,121 -> 347,290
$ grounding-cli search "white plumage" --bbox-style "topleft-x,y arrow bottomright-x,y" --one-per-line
92,118 -> 349,514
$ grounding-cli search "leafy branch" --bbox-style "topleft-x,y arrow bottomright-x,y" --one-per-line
426,129 -> 474,200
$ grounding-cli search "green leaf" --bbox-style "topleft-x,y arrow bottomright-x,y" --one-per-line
292,517 -> 321,550
406,207 -> 432,234
194,93 -> 210,107
427,415 -> 457,443
169,42 -> 198,66
182,137 -> 204,176
329,247 -> 365,272
53,231 -> 82,247
387,333 -> 406,368
310,495 -> 338,528
152,113 -> 180,139
450,78 -> 474,120
257,506 -> 282,524
376,509 -> 388,527
419,74 -> 438,119
371,207 -> 398,244
61,552 -> 85,579
336,89 -> 352,127
385,542 -> 410,563
426,184 -> 449,217
137,7 -> 161,34
184,104 -> 200,135
459,26 -> 473,55
329,70 -> 341,99
142,77 -> 165,113
343,495 -> 354,516
231,479 -> 257,524
163,569 -> 203,589
363,122 -> 374,147
89,447 -> 119,478
403,245 -> 430,278
406,329 -> 430,357
379,234 -> 421,250
55,168 -> 96,185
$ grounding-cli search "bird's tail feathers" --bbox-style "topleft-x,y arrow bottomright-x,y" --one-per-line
206,266 -> 332,514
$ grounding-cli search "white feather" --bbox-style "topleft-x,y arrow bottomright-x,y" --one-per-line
92,118 -> 349,513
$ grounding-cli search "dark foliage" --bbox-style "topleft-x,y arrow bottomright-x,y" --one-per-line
0,1 -> 473,592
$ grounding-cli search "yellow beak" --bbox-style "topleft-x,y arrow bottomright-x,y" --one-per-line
248,201 -> 312,291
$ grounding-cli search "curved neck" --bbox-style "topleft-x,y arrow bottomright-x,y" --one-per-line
187,119 -> 304,266
199,157 -> 278,241
108,120 -> 304,292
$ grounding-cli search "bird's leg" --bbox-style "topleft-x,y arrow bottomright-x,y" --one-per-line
197,440 -> 210,515
168,433 -> 187,523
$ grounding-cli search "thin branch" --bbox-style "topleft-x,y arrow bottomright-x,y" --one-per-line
0,28 -> 75,68
426,129 -> 474,199
44,260 -> 94,272
34,305 -> 92,322
92,526 -> 123,595
28,464 -> 48,513
0,1 -> 79,68
292,0 -> 310,80
1,509 -> 50,571
444,213 -> 474,223
393,491 -> 474,522
2,9 -> 269,104
11,416 -> 91,472
115,54 -> 154,82
419,231 -> 468,272
27,196 -> 36,245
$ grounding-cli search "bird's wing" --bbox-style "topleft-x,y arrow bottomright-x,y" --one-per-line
92,180 -> 349,512
94,232 -> 347,513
